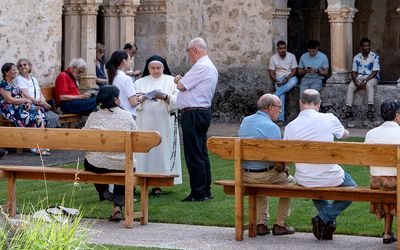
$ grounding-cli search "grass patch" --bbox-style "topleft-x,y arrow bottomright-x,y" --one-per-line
0,138 -> 392,238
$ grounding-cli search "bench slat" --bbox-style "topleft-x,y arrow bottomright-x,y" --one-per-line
208,137 -> 398,167
215,180 -> 396,203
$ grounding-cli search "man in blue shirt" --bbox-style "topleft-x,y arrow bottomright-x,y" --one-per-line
239,93 -> 296,236
298,40 -> 329,94
345,37 -> 380,119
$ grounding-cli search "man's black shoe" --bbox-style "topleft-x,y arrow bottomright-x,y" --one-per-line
207,193 -> 214,199
0,149 -> 8,159
311,216 -> 324,240
322,221 -> 336,240
181,194 -> 209,202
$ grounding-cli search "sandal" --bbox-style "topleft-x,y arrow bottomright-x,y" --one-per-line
35,148 -> 51,156
109,209 -> 123,222
383,232 -> 397,244
151,187 -> 163,195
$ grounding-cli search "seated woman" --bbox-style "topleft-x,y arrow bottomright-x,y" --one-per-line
95,43 -> 108,87
365,99 -> 400,244
83,85 -> 137,221
135,55 -> 182,195
106,50 -> 138,119
15,58 -> 60,129
0,63 -> 48,155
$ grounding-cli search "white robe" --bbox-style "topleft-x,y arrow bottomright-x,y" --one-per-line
134,74 -> 182,184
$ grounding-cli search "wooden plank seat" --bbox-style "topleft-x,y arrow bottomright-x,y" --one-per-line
207,137 -> 400,242
0,127 -> 177,228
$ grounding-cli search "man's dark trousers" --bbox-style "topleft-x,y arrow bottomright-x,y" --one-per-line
181,109 -> 212,199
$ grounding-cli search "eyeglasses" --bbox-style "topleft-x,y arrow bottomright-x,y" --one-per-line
18,63 -> 28,68
186,47 -> 194,52
272,104 -> 282,109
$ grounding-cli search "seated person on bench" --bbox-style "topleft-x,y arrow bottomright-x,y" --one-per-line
284,89 -> 356,241
55,58 -> 97,115
83,85 -> 137,222
365,99 -> 400,244
239,93 -> 296,236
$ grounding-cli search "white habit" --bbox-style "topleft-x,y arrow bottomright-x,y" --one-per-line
135,74 -> 182,184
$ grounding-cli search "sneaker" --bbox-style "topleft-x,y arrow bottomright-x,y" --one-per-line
272,224 -> 295,235
321,221 -> 336,240
256,224 -> 271,235
311,216 -> 324,240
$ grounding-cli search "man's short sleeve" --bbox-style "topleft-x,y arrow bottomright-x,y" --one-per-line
268,56 -> 276,70
372,54 -> 380,71
329,113 -> 345,139
352,56 -> 359,72
322,54 -> 329,69
290,54 -> 298,69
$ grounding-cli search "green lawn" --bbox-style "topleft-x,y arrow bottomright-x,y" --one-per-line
0,137 -> 392,238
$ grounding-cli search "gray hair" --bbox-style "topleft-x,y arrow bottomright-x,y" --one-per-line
257,94 -> 277,110
188,37 -> 208,51
300,89 -> 321,105
69,58 -> 87,69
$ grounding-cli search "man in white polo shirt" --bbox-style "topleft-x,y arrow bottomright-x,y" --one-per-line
269,40 -> 298,126
284,89 -> 357,241
175,37 -> 218,202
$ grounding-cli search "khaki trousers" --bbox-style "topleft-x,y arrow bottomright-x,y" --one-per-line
346,78 -> 378,106
244,170 -> 296,226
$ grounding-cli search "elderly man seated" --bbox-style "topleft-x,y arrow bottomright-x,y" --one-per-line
54,58 -> 97,115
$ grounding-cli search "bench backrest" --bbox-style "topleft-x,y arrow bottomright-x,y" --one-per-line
41,86 -> 55,101
207,137 -> 400,167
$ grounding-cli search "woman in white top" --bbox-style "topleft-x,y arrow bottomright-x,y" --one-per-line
106,50 -> 138,118
365,99 -> 400,244
135,55 -> 182,194
83,85 -> 137,222
15,58 -> 60,129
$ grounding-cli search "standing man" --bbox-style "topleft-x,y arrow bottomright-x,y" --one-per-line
54,58 -> 97,115
284,89 -> 357,241
269,40 -> 298,126
345,37 -> 380,119
239,93 -> 296,236
175,38 -> 218,202
123,43 -> 142,80
298,40 -> 329,94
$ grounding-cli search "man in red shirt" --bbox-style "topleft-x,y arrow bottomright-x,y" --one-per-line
55,58 -> 97,115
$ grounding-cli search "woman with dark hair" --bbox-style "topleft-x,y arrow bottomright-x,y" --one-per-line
134,55 -> 182,194
0,63 -> 46,129
95,43 -> 108,86
106,50 -> 138,119
365,99 -> 400,244
83,85 -> 137,221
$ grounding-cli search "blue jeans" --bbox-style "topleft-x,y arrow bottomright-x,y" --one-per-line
273,76 -> 298,122
300,77 -> 323,95
312,172 -> 357,224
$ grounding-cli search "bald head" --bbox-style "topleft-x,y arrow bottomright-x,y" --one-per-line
300,89 -> 321,105
257,94 -> 279,110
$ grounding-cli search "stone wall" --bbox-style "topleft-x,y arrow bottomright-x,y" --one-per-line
0,0 -> 63,86
163,0 -> 280,122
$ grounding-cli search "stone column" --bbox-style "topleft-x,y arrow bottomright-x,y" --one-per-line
325,0 -> 358,84
271,4 -> 291,46
63,1 -> 81,70
102,1 -> 120,60
79,1 -> 99,89
118,0 -> 140,48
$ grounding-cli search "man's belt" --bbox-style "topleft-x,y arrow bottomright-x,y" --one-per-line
181,107 -> 210,113
243,166 -> 275,173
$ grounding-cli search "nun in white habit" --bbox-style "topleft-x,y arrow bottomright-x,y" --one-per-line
135,55 -> 182,193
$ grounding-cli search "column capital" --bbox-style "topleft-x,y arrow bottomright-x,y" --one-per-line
79,2 -> 99,15
137,1 -> 166,14
272,8 -> 291,19
325,7 -> 358,23
63,3 -> 81,15
117,2 -> 140,17
102,3 -> 119,17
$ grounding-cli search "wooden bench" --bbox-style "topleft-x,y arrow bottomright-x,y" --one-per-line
0,86 -> 81,128
0,127 -> 177,228
207,137 -> 400,242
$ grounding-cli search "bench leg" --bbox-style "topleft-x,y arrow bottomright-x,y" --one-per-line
248,189 -> 257,238
124,175 -> 134,229
235,187 -> 244,241
7,172 -> 16,217
140,179 -> 149,225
